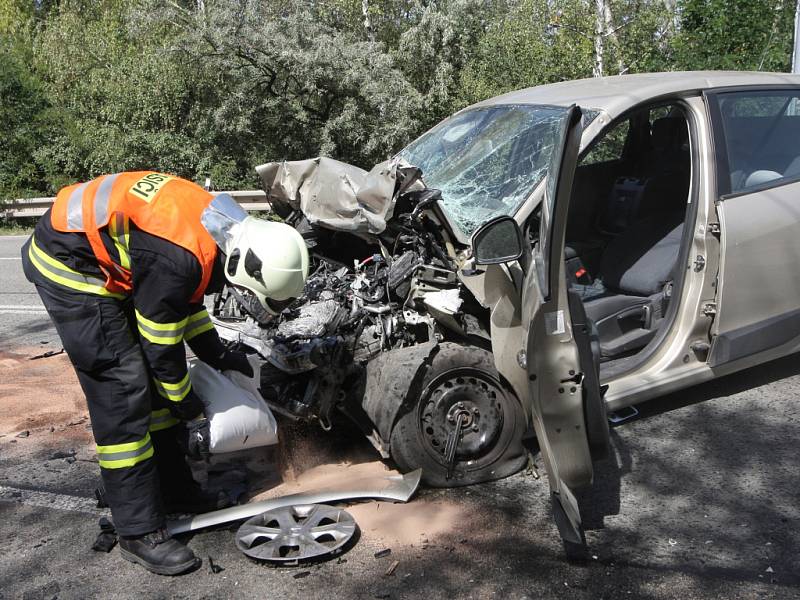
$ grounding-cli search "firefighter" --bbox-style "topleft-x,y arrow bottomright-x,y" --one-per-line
21,172 -> 308,575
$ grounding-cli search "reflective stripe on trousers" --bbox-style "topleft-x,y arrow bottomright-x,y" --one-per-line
96,433 -> 154,469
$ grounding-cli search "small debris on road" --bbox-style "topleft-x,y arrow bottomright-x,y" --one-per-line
384,560 -> 399,577
293,571 -> 311,579
766,566 -> 774,573
208,556 -> 224,574
16,430 -> 30,438
374,548 -> 392,559
29,349 -> 64,361
49,449 -> 76,460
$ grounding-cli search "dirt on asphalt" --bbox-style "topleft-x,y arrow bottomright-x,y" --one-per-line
0,346 -> 475,552
0,348 -> 92,455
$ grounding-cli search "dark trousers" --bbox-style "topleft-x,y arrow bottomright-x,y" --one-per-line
28,276 -> 196,536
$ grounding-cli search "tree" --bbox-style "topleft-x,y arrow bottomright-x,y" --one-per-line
671,0 -> 795,71
140,0 -> 425,169
0,47 -> 58,197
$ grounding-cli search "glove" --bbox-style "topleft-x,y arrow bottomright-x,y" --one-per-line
176,416 -> 211,461
215,349 -> 254,378
168,389 -> 205,422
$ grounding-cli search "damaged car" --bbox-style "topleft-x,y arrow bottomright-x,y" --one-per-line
212,71 -> 800,548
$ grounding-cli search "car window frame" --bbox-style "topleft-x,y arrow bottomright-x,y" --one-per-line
705,84 -> 800,201
554,95 -> 702,379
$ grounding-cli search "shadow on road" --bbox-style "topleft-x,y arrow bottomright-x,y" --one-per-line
565,350 -> 800,594
0,317 -> 57,348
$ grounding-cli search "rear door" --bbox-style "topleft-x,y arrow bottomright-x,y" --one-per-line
704,87 -> 800,366
521,105 -> 610,547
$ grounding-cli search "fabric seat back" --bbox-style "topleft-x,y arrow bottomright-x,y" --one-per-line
600,212 -> 684,296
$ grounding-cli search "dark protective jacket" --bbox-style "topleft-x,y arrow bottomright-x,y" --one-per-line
24,173 -> 229,419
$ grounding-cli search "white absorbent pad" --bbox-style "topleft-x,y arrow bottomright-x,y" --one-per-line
187,356 -> 278,454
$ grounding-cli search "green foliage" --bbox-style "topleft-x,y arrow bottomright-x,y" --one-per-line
458,0 -> 595,105
672,0 -> 795,71
0,47 -> 58,198
2,0 -> 800,201
33,1 -> 226,188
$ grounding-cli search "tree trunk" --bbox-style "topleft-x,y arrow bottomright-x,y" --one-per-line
362,0 -> 374,42
603,0 -> 625,74
593,0 -> 605,77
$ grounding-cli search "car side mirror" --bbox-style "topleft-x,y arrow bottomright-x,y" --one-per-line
472,215 -> 525,265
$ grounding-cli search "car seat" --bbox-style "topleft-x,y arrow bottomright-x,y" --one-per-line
580,211 -> 685,359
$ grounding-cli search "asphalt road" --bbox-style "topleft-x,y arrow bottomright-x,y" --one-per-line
0,235 -> 60,350
1,234 -> 799,599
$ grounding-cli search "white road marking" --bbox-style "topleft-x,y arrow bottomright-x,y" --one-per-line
0,485 -> 108,516
0,257 -> 21,260
0,304 -> 45,309
0,305 -> 46,313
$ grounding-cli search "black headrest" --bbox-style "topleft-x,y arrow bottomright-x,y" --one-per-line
651,117 -> 686,150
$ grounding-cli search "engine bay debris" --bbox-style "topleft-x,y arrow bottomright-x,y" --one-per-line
212,155 -> 527,486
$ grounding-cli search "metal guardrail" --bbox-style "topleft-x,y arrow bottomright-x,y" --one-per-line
1,190 -> 270,219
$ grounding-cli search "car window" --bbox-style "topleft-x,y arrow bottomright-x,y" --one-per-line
399,104 -> 573,236
710,89 -> 800,195
582,119 -> 630,165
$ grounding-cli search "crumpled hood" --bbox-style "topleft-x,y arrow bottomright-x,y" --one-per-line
255,156 -> 424,234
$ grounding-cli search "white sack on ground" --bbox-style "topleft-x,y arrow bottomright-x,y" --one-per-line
188,356 -> 278,453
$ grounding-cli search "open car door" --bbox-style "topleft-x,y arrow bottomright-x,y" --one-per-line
524,105 -> 610,549
474,105 -> 610,552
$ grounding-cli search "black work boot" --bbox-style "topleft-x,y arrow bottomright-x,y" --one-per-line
119,528 -> 200,575
163,485 -> 231,515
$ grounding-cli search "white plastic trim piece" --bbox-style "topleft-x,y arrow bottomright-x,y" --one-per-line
167,469 -> 422,535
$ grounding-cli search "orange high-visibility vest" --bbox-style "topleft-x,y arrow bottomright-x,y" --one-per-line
50,172 -> 218,302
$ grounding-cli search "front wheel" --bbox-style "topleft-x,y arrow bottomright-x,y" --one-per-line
389,343 -> 527,487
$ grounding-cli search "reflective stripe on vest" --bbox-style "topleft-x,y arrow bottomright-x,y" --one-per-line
28,237 -> 125,299
149,408 -> 179,432
96,433 -> 154,469
153,373 -> 192,402
94,173 -> 120,228
184,308 -> 215,341
66,182 -> 90,229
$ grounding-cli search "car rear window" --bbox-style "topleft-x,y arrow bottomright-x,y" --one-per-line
710,89 -> 800,195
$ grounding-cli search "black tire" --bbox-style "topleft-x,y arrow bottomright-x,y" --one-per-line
389,343 -> 527,487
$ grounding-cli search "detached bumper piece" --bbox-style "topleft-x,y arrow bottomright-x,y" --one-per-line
167,469 -> 422,535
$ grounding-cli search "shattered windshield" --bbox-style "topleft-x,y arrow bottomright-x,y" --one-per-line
399,104 -> 571,237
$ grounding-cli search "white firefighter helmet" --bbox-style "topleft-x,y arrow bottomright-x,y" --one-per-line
224,216 -> 309,315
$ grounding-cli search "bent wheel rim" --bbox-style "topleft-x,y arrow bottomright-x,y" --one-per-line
416,367 -> 518,479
